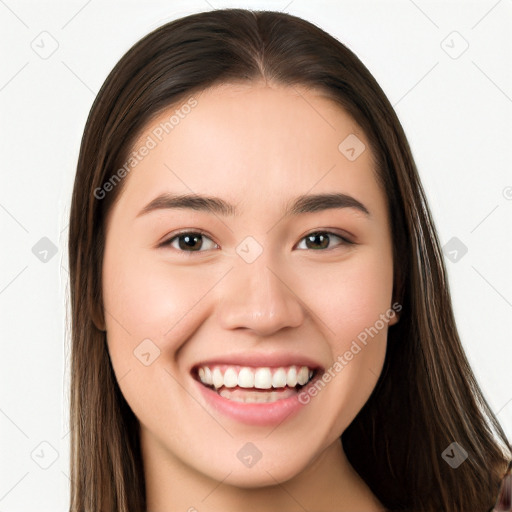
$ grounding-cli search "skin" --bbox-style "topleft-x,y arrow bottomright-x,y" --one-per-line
102,81 -> 397,511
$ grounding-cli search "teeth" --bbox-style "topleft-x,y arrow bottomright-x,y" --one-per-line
272,368 -> 287,388
297,366 -> 309,385
223,367 -> 238,388
238,367 -> 254,388
197,364 -> 314,391
212,367 -> 223,389
286,367 -> 297,387
254,368 -> 272,389
219,388 -> 296,403
203,367 -> 213,385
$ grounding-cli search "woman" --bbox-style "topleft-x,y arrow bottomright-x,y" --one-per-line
67,8 -> 511,511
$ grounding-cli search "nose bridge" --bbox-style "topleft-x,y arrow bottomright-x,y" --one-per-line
216,246 -> 304,334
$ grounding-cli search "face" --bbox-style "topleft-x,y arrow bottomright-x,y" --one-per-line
102,82 -> 397,488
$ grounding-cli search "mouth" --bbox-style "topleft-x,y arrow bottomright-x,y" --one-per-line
193,364 -> 319,404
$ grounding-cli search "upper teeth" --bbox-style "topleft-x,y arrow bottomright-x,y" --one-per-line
197,365 -> 314,390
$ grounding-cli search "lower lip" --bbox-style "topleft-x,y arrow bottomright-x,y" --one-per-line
194,380 -> 310,426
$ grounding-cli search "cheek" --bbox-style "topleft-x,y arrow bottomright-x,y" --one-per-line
313,249 -> 394,345
101,248 -> 211,434
103,250 -> 177,334
102,245 -> 224,360
299,255 -> 393,436
103,236 -> 394,360
316,250 -> 393,421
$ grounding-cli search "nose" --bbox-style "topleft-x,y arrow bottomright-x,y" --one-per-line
216,253 -> 305,336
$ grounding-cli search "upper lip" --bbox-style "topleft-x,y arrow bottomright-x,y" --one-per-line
191,352 -> 324,372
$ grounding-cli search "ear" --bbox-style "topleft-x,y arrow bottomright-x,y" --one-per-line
388,310 -> 400,326
387,299 -> 403,327
90,297 -> 107,331
390,273 -> 404,327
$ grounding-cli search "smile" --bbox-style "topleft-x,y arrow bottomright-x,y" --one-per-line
195,364 -> 317,404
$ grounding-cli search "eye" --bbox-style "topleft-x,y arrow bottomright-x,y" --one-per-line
160,230 -> 353,254
161,231 -> 218,252
295,231 -> 353,251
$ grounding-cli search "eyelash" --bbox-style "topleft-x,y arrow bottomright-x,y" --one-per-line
159,230 -> 354,253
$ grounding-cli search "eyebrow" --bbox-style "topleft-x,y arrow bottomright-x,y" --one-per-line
136,192 -> 370,218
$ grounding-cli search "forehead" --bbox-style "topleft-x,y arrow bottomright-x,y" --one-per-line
113,82 -> 383,219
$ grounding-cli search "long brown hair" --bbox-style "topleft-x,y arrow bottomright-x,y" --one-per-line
68,8 -> 511,511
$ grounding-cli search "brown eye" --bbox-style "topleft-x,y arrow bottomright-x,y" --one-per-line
296,231 -> 352,251
162,232 -> 218,252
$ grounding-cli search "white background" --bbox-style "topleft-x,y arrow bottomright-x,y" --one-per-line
1,0 -> 511,510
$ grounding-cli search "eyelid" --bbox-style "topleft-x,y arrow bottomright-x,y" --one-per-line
158,229 -> 217,250
294,230 -> 355,250
159,228 -> 356,253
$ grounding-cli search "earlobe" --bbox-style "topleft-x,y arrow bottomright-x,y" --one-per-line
92,316 -> 106,332
95,321 -> 107,332
388,299 -> 402,326
90,300 -> 107,331
388,312 -> 400,326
